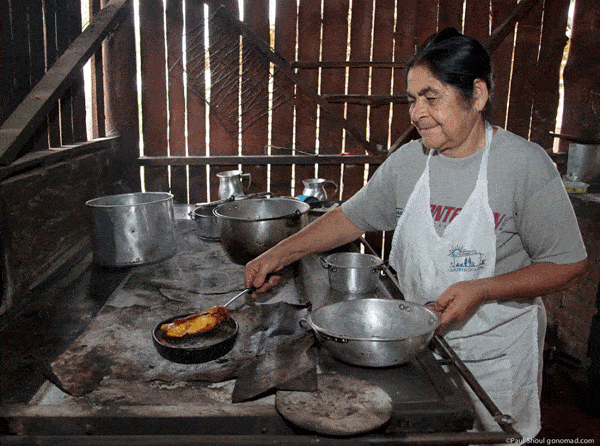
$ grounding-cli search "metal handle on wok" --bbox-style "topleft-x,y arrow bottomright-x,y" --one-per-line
358,236 -> 522,441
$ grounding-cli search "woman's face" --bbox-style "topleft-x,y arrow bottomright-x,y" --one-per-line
406,64 -> 487,158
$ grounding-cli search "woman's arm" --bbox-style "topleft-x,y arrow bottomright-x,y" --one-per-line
435,259 -> 588,332
244,207 -> 365,292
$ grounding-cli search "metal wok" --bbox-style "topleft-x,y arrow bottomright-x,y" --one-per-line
301,298 -> 440,367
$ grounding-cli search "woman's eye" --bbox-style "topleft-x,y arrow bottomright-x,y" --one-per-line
426,96 -> 437,103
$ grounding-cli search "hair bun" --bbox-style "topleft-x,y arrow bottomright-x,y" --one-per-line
434,27 -> 463,43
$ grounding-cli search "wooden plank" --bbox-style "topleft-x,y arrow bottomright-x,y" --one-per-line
166,0 -> 188,203
90,0 -> 106,139
185,0 -> 208,203
270,0 -> 297,197
438,0 -> 463,30
369,0 -> 396,151
529,0 -> 570,150
319,0 -> 349,199
0,0 -> 11,122
57,0 -> 75,145
27,0 -> 51,153
206,0 -> 240,201
139,0 -> 169,192
464,0 -> 491,42
489,0 -> 517,127
560,0 -> 600,151
0,0 -> 131,166
295,0 -> 321,194
241,0 -> 270,195
505,0 -> 543,139
44,0 -> 63,148
138,154 -> 382,166
291,60 -> 406,69
344,0 -> 372,159
103,0 -> 140,191
389,0 -> 418,155
68,0 -> 88,144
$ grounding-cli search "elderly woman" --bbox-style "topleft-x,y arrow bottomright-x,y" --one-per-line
245,28 -> 588,440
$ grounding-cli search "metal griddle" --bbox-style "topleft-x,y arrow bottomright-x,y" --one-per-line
0,205 -> 522,444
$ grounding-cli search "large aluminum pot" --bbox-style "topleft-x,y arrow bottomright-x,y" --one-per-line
320,252 -> 385,293
214,197 -> 310,265
86,192 -> 176,267
301,299 -> 440,367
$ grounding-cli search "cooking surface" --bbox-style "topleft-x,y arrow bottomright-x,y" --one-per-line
2,205 -> 480,441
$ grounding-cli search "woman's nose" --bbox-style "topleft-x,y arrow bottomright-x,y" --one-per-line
410,98 -> 426,122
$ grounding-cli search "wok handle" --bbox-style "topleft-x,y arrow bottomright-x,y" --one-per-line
299,318 -> 349,343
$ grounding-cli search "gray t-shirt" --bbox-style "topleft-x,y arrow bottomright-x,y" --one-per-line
342,126 -> 587,276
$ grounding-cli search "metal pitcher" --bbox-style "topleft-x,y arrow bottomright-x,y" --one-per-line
217,170 -> 251,200
302,178 -> 338,201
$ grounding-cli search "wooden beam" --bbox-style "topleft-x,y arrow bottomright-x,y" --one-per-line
290,60 -> 407,69
323,94 -> 408,107
138,154 -> 385,166
0,0 -> 131,166
484,0 -> 542,53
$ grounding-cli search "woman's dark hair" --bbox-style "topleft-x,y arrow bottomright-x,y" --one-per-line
407,27 -> 494,116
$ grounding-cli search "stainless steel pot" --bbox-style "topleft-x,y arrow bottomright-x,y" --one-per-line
301,298 -> 440,367
190,202 -> 222,241
214,197 -> 310,265
86,192 -> 177,267
320,252 -> 385,293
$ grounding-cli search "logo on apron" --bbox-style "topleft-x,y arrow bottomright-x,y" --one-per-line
448,246 -> 485,272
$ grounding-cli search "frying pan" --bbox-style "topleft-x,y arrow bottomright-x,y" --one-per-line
152,287 -> 251,364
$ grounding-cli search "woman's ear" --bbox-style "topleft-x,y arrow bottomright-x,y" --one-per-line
473,79 -> 489,112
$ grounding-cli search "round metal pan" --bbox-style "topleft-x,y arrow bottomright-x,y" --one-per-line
152,316 -> 238,364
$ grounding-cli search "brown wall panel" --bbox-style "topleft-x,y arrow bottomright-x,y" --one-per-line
561,0 -> 600,150
505,0 -> 543,139
185,0 -> 208,203
529,0 -> 570,150
490,0 -> 517,127
241,0 -> 270,195
464,0 -> 491,42
166,0 -> 188,202
295,0 -> 321,194
318,0 -> 348,198
139,0 -> 169,190
271,0 -> 297,197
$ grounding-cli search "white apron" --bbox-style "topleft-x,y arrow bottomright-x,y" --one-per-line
389,122 -> 544,441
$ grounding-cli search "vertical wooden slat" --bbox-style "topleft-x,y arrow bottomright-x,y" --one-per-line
560,0 -> 600,151
104,0 -> 140,191
389,0 -> 417,149
529,0 -> 570,150
166,0 -> 188,203
0,0 -> 10,123
295,0 -> 321,194
438,0 -> 463,31
28,0 -> 51,152
490,0 -> 517,127
139,0 -> 169,192
69,0 -> 88,143
56,0 -> 75,145
185,0 -> 208,203
342,0 -> 373,201
464,0 -> 491,42
319,0 -> 348,198
415,0 -> 438,43
44,0 -> 62,148
369,0 -> 395,150
505,0 -> 543,138
207,0 -> 239,202
90,0 -> 106,139
271,0 -> 297,197
241,0 -> 269,195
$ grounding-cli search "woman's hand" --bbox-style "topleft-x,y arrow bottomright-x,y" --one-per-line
434,280 -> 487,333
244,250 -> 286,296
